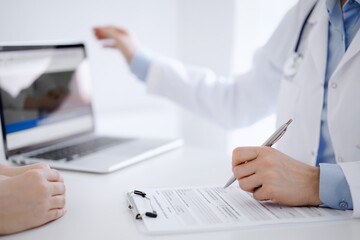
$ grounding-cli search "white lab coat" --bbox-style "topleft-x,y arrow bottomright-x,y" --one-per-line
144,0 -> 360,217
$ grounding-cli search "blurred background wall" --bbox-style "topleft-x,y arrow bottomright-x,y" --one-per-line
0,0 -> 297,160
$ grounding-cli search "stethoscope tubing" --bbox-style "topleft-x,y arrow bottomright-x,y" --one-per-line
283,1 -> 318,78
294,1 -> 318,53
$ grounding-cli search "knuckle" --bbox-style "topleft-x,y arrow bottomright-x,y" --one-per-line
238,179 -> 248,191
232,147 -> 240,157
232,148 -> 239,164
53,169 -> 60,179
34,163 -> 49,170
253,192 -> 261,201
232,147 -> 244,165
233,167 -> 241,178
54,209 -> 61,219
25,169 -> 43,180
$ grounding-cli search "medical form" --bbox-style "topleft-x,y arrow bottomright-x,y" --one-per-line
126,185 -> 352,234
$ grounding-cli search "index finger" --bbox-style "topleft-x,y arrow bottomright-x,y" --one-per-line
232,147 -> 260,167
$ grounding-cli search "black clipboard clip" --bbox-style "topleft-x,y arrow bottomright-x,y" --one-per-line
128,190 -> 157,220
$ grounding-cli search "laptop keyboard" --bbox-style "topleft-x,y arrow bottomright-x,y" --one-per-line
30,137 -> 131,161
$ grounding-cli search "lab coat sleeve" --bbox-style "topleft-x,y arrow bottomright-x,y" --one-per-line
144,2 -> 302,129
130,50 -> 153,82
339,162 -> 360,217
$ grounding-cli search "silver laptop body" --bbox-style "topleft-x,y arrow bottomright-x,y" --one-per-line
0,42 -> 182,173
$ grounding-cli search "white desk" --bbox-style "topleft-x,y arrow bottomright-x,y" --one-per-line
2,145 -> 359,240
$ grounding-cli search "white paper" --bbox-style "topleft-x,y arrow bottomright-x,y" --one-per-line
127,185 -> 352,234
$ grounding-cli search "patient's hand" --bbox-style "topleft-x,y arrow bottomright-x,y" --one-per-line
0,168 -> 66,235
93,26 -> 138,63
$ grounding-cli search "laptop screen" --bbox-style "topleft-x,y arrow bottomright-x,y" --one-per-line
0,44 -> 94,154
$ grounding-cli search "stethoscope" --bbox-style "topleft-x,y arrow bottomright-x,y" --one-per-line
283,2 -> 317,78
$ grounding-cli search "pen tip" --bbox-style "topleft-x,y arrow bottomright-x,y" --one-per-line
286,119 -> 293,125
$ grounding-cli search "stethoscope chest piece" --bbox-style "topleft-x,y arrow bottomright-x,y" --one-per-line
283,52 -> 303,78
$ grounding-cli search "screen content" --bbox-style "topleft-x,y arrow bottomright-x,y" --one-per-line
0,46 -> 94,151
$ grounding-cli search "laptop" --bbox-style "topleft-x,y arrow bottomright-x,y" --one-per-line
0,42 -> 182,173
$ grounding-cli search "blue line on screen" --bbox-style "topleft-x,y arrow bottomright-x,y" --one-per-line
5,116 -> 47,134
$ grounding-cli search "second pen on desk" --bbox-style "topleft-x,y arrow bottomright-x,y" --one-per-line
223,118 -> 293,189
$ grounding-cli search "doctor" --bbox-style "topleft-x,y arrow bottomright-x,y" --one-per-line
94,0 -> 360,217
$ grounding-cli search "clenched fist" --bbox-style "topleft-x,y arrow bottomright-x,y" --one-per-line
0,165 -> 66,235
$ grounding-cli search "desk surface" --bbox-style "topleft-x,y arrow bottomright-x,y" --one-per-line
2,146 -> 359,240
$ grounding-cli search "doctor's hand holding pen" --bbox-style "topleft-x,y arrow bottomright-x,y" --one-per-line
93,25 -> 323,207
231,147 -> 322,206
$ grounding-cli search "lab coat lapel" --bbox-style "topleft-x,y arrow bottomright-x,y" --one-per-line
307,1 -> 328,83
332,30 -> 360,78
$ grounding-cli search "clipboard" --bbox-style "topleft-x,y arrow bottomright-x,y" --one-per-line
127,190 -> 158,220
126,185 -> 353,235
126,189 -> 164,234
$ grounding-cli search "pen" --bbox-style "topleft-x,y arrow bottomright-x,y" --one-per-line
223,118 -> 293,189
